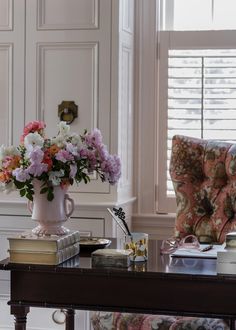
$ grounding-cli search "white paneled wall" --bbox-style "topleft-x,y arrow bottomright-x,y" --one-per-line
0,0 -> 135,329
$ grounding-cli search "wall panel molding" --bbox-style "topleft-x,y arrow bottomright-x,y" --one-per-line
0,44 -> 12,145
121,0 -> 134,34
0,0 -> 12,31
37,0 -> 99,30
37,42 -> 98,132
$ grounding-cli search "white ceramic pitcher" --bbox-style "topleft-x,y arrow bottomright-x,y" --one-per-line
28,180 -> 74,235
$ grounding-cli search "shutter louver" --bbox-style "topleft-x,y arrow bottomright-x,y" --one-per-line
167,49 -> 236,195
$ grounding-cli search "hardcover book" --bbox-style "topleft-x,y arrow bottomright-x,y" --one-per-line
7,230 -> 80,253
8,242 -> 80,265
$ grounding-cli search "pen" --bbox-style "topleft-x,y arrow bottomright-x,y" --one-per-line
112,207 -> 132,237
201,244 -> 213,252
107,208 -> 128,236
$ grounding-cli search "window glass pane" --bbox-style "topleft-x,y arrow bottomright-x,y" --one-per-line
173,0 -> 212,31
161,0 -> 236,31
214,0 -> 236,30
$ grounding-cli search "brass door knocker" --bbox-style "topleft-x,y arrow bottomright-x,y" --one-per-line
58,101 -> 78,124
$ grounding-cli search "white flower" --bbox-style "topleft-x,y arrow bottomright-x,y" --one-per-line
48,169 -> 65,186
0,181 -> 16,193
58,121 -> 70,136
24,132 -> 44,148
51,136 -> 65,148
0,145 -> 20,160
70,133 -> 81,146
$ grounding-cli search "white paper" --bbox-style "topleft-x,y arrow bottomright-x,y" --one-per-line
171,244 -> 226,259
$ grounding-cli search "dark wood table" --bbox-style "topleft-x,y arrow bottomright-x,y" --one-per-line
1,239 -> 236,330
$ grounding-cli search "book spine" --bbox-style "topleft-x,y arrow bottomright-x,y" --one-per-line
58,242 -> 80,263
57,231 -> 80,250
9,242 -> 80,265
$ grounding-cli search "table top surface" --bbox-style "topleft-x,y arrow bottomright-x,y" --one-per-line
0,238 -> 226,279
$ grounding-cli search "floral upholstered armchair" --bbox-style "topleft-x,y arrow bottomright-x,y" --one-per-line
91,135 -> 235,330
170,135 -> 236,243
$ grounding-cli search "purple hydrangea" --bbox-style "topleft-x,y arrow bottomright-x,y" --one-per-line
12,168 -> 30,182
83,129 -> 103,148
27,146 -> 44,163
101,155 -> 121,184
27,163 -> 48,177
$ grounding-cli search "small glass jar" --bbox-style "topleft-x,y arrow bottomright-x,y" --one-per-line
124,232 -> 149,262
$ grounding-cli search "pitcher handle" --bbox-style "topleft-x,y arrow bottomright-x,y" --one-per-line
27,200 -> 33,214
64,194 -> 74,218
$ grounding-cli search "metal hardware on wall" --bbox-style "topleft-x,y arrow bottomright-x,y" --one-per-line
58,101 -> 78,124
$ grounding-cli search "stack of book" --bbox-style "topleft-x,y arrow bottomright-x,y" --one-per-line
7,230 -> 80,265
217,232 -> 236,274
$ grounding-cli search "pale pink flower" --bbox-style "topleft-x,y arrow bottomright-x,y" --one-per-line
55,150 -> 74,163
20,120 -> 45,143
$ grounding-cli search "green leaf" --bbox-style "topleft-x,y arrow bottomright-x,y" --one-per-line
40,187 -> 48,194
47,190 -> 54,201
20,189 -> 26,197
26,193 -> 33,201
14,181 -> 25,189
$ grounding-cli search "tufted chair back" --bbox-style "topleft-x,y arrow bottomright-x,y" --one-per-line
169,135 -> 236,243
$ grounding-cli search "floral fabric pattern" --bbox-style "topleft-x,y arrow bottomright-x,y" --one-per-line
169,135 -> 236,243
91,312 -> 229,330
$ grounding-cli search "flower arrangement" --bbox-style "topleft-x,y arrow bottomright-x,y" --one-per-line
0,121 -> 121,201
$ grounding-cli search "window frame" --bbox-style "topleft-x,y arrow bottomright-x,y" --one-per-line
157,30 -> 236,214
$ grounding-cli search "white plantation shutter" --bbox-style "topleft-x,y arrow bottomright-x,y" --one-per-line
157,31 -> 236,213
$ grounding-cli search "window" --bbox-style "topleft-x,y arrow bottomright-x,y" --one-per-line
161,0 -> 236,31
157,0 -> 236,213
